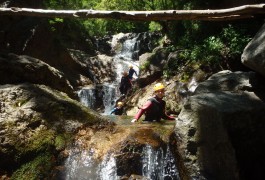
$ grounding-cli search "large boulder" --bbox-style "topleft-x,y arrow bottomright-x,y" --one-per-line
242,23 -> 265,77
137,47 -> 169,88
0,53 -> 74,97
0,83 -> 111,178
175,70 -> 265,179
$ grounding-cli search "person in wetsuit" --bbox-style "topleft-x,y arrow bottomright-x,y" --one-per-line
119,71 -> 132,95
128,65 -> 138,80
110,101 -> 124,115
131,83 -> 175,123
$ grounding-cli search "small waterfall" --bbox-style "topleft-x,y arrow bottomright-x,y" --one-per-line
116,36 -> 139,61
63,144 -> 179,180
112,33 -> 140,83
97,155 -> 117,180
142,145 -> 180,180
102,83 -> 117,114
78,88 -> 96,108
77,33 -> 140,114
188,77 -> 198,93
102,33 -> 140,114
64,147 -> 117,180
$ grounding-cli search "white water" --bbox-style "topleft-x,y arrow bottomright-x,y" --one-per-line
142,145 -> 180,180
102,83 -> 117,114
64,144 -> 179,179
78,88 -> 96,109
64,148 -> 117,180
78,33 -> 139,114
188,77 -> 198,93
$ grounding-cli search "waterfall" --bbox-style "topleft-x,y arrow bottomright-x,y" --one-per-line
78,88 -> 96,109
102,83 -> 117,114
188,77 -> 198,93
142,145 -> 180,180
97,155 -> 117,180
63,144 -> 179,180
77,33 -> 140,114
112,33 -> 140,83
64,148 -> 117,180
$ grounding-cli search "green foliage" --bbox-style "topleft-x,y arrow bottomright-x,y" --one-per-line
44,0 -> 83,9
221,25 -> 251,58
11,153 -> 54,180
43,0 -> 261,73
48,18 -> 64,31
149,21 -> 162,32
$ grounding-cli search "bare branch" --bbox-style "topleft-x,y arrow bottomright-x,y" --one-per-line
0,4 -> 264,21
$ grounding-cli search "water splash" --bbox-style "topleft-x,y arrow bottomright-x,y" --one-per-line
102,83 -> 117,114
64,148 -> 99,180
64,148 -> 117,180
142,145 -> 180,180
188,77 -> 198,93
97,154 -> 118,180
78,88 -> 96,108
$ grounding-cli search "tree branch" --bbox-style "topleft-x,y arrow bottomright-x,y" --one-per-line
0,4 -> 264,21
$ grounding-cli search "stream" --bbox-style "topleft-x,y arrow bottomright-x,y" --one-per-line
65,33 -> 180,180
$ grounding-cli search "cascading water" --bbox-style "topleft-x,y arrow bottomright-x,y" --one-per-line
102,83 -> 117,114
188,77 -> 198,93
63,147 -> 117,180
64,33 -> 180,180
63,144 -> 179,180
78,88 -> 96,109
78,33 -> 139,114
142,145 -> 180,180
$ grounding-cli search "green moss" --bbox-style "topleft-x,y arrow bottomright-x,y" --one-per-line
180,73 -> 190,83
16,129 -> 55,156
11,153 -> 54,180
55,133 -> 72,150
140,60 -> 150,71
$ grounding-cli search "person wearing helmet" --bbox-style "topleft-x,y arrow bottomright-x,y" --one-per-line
119,71 -> 132,95
128,65 -> 138,80
131,83 -> 175,123
110,101 -> 124,115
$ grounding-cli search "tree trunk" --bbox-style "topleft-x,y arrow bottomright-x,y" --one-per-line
0,4 -> 264,21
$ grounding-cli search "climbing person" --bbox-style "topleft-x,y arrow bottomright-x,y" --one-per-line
110,101 -> 124,115
119,71 -> 132,95
131,83 -> 175,123
128,65 -> 138,80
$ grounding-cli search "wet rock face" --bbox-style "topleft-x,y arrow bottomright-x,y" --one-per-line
0,83 -> 109,177
175,70 -> 265,180
242,23 -> 265,78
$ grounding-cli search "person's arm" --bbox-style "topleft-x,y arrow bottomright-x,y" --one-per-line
110,108 -> 117,115
134,69 -> 138,76
162,110 -> 175,120
131,101 -> 152,122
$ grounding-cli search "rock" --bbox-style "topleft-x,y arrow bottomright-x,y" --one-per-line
0,53 -> 74,97
242,23 -> 265,77
0,83 -> 110,177
175,70 -> 265,179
